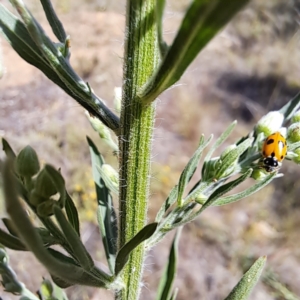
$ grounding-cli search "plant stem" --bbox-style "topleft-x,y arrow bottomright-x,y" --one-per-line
118,0 -> 159,299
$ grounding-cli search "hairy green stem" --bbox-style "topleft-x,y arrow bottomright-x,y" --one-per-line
118,0 -> 159,299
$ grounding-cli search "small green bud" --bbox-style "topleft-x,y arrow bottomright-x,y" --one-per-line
36,200 -> 56,217
287,122 -> 300,143
114,87 -> 122,114
16,146 -> 40,178
220,145 -> 237,160
194,194 -> 208,204
86,112 -> 118,152
251,168 -> 268,181
201,158 -> 219,181
291,110 -> 300,123
34,167 -> 57,198
29,189 -> 48,206
40,278 -> 53,297
292,148 -> 300,164
36,228 -> 58,245
255,111 -> 284,136
102,164 -> 119,191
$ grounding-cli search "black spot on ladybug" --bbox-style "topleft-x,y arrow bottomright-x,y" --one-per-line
271,152 -> 275,157
267,139 -> 274,145
263,151 -> 266,156
281,155 -> 283,159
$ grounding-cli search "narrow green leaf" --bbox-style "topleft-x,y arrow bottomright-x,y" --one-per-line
2,138 -> 16,159
177,135 -> 213,206
287,140 -> 300,152
224,256 -> 266,300
0,228 -> 27,251
215,138 -> 252,180
213,172 -> 276,206
279,92 -> 300,122
65,191 -> 80,236
2,218 -> 18,237
204,121 -> 237,162
53,206 -> 94,271
115,223 -> 158,276
44,165 -> 66,208
156,0 -> 168,56
156,228 -> 181,300
0,4 -> 120,132
96,164 -> 119,195
87,136 -> 117,274
1,159 -> 109,287
40,0 -> 67,43
156,185 -> 178,222
200,169 -> 252,212
140,0 -> 250,104
170,289 -> 178,300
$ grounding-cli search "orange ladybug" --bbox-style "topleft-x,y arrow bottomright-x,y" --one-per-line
261,132 -> 287,172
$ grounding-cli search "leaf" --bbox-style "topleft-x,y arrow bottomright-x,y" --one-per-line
156,185 -> 178,222
0,228 -> 27,251
44,165 -> 66,208
140,0 -> 250,104
170,289 -> 178,300
156,0 -> 168,56
87,137 -> 118,273
224,256 -> 266,300
212,172 -> 276,206
2,218 -> 18,237
177,135 -> 213,206
96,164 -> 119,195
1,158 -> 109,287
115,223 -> 158,276
200,169 -> 252,212
2,138 -> 16,159
204,121 -> 237,162
40,0 -> 67,43
53,206 -> 94,271
65,192 -> 80,236
280,92 -> 300,123
214,138 -> 252,180
87,136 -> 117,273
0,4 -> 120,131
156,228 -> 181,300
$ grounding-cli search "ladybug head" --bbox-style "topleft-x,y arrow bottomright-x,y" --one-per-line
263,156 -> 279,172
263,156 -> 279,168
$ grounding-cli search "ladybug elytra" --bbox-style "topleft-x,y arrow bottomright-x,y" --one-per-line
261,132 -> 287,172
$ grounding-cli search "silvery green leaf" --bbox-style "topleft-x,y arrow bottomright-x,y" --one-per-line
140,0 -> 250,104
177,135 -> 212,206
224,256 -> 266,300
200,169 -> 252,212
87,137 -> 117,274
156,185 -> 178,222
204,121 -> 237,162
156,228 -> 181,300
213,172 -> 276,206
53,206 -> 94,271
65,192 -> 80,236
215,138 -> 252,180
279,92 -> 300,122
156,0 -> 168,56
40,0 -> 66,43
115,223 -> 158,276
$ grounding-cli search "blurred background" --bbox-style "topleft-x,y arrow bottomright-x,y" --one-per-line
1,0 -> 300,299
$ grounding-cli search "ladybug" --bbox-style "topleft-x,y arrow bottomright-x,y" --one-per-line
261,132 -> 287,172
